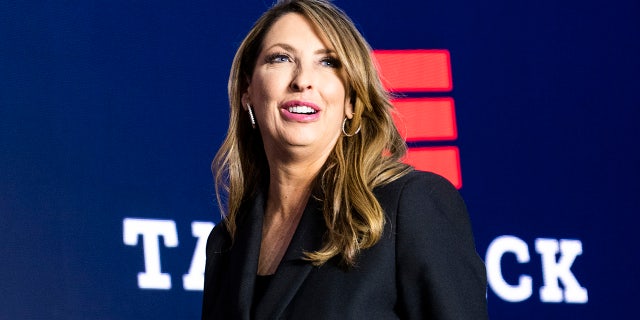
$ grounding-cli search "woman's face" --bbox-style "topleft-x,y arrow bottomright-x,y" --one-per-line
244,13 -> 352,164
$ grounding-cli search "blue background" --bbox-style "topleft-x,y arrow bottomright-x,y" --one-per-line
1,0 -> 638,319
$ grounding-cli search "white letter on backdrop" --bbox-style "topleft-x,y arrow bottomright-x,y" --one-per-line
123,218 -> 178,289
485,235 -> 533,302
535,238 -> 588,303
182,221 -> 215,291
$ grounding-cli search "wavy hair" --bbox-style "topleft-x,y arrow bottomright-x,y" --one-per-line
212,0 -> 411,267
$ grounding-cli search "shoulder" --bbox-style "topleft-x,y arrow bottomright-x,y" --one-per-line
206,221 -> 232,255
375,170 -> 465,218
203,221 -> 232,288
376,170 -> 475,246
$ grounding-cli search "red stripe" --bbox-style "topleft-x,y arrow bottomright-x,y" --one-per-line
372,50 -> 452,92
403,147 -> 462,189
391,97 -> 457,141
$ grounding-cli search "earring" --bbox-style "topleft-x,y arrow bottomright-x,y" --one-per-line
342,117 -> 361,137
247,104 -> 256,129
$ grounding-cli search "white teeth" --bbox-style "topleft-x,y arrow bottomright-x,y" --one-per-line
288,106 -> 316,114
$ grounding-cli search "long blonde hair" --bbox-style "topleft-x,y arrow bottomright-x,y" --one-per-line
212,0 -> 411,267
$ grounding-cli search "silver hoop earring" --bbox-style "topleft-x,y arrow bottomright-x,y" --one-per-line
342,117 -> 361,137
247,104 -> 256,129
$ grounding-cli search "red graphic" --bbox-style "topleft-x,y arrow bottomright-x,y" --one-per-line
390,97 -> 457,142
373,50 -> 462,188
373,50 -> 452,92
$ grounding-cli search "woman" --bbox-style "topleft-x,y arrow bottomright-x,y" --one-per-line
202,0 -> 488,319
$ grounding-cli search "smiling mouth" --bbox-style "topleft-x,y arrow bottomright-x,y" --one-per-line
287,106 -> 317,114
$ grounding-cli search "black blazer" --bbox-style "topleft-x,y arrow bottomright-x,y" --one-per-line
202,171 -> 488,319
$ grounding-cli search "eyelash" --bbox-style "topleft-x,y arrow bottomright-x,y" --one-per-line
265,52 -> 341,68
266,52 -> 292,64
320,57 -> 341,68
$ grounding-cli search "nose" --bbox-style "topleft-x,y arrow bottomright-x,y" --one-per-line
289,63 -> 313,91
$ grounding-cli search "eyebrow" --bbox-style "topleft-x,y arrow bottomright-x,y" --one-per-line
265,43 -> 336,55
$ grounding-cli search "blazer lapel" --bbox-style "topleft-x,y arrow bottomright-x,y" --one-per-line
254,196 -> 326,319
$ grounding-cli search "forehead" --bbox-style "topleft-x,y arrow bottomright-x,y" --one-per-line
261,12 -> 334,51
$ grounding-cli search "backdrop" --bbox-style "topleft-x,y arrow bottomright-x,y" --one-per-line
2,0 -> 638,319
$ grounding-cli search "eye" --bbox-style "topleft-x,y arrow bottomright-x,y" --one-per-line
320,56 -> 341,68
266,53 -> 292,64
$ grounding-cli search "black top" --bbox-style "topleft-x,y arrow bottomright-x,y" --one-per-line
252,274 -> 274,318
253,274 -> 274,303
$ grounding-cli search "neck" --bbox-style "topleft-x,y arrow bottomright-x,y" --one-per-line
266,162 -> 318,220
263,144 -> 330,219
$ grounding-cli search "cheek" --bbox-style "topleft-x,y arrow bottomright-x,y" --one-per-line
321,74 -> 346,102
251,73 -> 286,103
